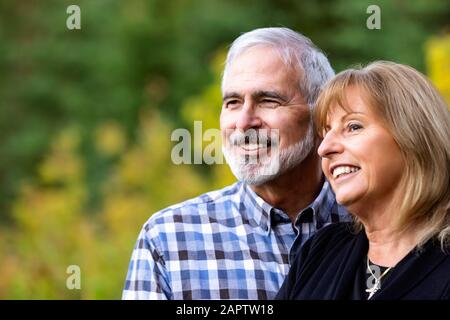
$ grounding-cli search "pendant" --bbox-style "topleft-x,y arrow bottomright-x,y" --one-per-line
365,281 -> 380,299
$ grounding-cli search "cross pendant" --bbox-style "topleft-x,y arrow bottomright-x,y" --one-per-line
365,282 -> 380,299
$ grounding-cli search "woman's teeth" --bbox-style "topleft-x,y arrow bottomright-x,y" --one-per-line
332,166 -> 360,179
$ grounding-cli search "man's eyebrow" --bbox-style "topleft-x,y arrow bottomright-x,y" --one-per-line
222,92 -> 242,102
252,90 -> 288,102
222,91 -> 288,102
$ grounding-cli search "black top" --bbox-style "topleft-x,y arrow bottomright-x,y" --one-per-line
276,222 -> 450,300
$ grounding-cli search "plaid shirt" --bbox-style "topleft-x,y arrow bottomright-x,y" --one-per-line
122,181 -> 349,300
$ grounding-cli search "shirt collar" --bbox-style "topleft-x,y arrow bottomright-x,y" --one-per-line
239,182 -> 273,233
239,179 -> 338,234
294,180 -> 337,228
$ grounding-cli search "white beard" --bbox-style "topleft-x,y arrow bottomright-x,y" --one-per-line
222,124 -> 315,186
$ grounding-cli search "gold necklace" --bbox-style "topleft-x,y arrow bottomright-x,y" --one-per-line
365,256 -> 392,299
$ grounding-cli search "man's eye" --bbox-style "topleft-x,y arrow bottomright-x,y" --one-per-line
224,100 -> 240,109
259,100 -> 280,108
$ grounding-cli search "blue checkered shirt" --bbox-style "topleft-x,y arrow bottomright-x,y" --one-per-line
122,180 -> 349,300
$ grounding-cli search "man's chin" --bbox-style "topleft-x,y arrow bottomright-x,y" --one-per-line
233,167 -> 277,186
223,148 -> 280,184
241,176 -> 274,186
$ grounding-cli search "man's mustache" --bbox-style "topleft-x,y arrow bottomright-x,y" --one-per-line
227,129 -> 279,148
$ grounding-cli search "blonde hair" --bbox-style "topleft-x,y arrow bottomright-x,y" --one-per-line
315,61 -> 450,251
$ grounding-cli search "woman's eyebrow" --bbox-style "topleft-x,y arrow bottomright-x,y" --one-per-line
325,111 -> 366,128
341,111 -> 366,121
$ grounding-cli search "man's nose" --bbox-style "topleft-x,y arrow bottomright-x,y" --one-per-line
235,103 -> 262,131
318,130 -> 344,158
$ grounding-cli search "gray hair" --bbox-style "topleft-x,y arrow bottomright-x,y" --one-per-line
222,27 -> 335,107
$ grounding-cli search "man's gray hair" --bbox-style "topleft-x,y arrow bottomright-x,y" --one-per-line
222,27 -> 335,107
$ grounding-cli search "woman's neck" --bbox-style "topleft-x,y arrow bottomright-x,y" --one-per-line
349,190 -> 419,267
364,221 -> 419,267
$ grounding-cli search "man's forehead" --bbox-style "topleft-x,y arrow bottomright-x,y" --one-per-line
226,47 -> 287,75
221,46 -> 301,100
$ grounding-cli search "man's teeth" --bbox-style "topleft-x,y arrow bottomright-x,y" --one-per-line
241,143 -> 266,150
332,166 -> 360,179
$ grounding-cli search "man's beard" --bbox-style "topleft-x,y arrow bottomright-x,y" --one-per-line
222,124 -> 315,186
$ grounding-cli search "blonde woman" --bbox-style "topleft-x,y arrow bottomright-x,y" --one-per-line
276,61 -> 450,300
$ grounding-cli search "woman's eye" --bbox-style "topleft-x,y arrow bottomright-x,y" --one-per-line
348,123 -> 363,132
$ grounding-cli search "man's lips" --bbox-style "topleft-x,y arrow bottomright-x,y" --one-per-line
234,144 -> 271,156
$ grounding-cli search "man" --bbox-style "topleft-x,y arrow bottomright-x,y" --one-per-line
122,27 -> 350,300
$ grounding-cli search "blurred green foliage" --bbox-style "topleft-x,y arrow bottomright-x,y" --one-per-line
0,0 -> 448,298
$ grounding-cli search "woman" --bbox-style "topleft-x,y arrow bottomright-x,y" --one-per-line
276,61 -> 450,300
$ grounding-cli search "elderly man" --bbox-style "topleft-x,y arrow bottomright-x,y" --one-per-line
123,27 -> 349,300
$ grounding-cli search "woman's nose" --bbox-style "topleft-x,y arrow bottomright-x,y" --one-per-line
318,130 -> 344,158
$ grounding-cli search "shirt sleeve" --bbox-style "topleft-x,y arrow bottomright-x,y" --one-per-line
122,226 -> 171,300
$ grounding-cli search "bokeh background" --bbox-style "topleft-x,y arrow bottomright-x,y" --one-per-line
0,0 -> 449,299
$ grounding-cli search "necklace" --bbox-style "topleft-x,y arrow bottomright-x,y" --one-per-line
365,256 -> 392,299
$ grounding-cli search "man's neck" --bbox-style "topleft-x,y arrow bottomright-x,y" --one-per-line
250,151 -> 323,223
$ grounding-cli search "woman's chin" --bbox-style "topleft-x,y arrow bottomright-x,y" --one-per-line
335,192 -> 360,208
